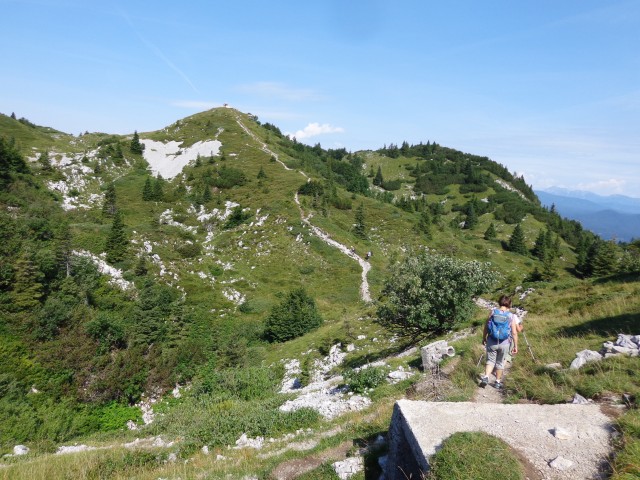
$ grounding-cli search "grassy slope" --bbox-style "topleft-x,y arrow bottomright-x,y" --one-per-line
1,108 -> 638,479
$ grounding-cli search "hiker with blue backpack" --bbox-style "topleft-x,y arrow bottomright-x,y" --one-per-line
479,295 -> 519,390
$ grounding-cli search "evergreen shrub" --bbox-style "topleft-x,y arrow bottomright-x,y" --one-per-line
264,288 -> 323,342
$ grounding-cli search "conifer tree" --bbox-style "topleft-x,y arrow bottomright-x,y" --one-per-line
102,183 -> 117,217
152,176 -> 164,201
257,166 -> 267,179
202,184 -> 212,203
113,142 -> 124,159
0,136 -> 29,185
464,204 -> 478,229
105,211 -> 128,263
373,166 -> 384,187
134,255 -> 148,276
551,234 -> 561,259
532,229 -> 547,260
264,288 -> 323,342
484,222 -> 497,240
38,150 -> 52,171
541,252 -> 557,280
589,239 -> 619,277
575,234 -> 591,277
12,251 -> 44,310
130,131 -> 144,155
142,177 -> 153,201
508,224 -> 527,255
354,203 -> 367,239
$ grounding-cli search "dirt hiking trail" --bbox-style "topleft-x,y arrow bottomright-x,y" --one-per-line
236,115 -> 372,302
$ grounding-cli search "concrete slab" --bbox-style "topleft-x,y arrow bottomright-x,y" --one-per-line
386,399 -> 613,480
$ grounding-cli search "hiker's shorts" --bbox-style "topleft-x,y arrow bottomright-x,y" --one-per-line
486,339 -> 510,370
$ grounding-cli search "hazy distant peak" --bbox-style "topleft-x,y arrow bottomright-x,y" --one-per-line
541,187 -> 640,211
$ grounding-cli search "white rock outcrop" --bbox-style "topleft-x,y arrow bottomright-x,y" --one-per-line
13,445 -> 29,456
332,457 -> 364,479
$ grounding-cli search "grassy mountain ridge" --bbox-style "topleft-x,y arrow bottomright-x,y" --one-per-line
0,106 -> 583,405
1,107 -> 639,478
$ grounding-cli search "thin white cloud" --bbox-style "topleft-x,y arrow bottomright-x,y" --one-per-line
286,123 -> 345,140
118,8 -> 199,94
235,82 -> 322,102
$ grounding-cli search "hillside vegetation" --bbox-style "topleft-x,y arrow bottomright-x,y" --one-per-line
0,108 -> 638,479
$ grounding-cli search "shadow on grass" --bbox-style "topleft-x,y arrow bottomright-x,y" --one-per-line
557,311 -> 639,338
341,342 -> 417,370
353,430 -> 387,480
592,272 -> 640,285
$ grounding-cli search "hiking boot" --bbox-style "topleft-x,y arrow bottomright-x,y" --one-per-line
479,375 -> 489,388
493,381 -> 503,390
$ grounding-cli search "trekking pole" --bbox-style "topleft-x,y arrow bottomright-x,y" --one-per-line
522,331 -> 537,363
476,352 -> 485,368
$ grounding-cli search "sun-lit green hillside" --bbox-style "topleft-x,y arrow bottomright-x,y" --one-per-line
1,107 -> 638,479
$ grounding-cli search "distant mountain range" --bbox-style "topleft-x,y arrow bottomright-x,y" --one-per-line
535,187 -> 640,242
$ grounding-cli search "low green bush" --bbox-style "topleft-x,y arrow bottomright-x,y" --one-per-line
152,395 -> 320,448
192,365 -> 280,401
343,366 -> 388,394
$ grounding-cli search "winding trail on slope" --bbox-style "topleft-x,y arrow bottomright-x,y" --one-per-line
235,116 -> 372,302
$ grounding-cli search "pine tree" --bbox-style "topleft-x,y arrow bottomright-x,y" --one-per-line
102,183 -> 117,217
105,211 -> 128,263
590,239 -> 619,277
541,253 -> 557,280
152,176 -> 164,201
113,142 -> 124,159
575,234 -> 591,277
130,131 -> 144,155
464,204 -> 478,229
142,177 -> 153,201
484,222 -> 497,240
354,203 -> 367,239
264,288 -> 323,342
508,224 -> 527,255
202,184 -> 212,203
134,255 -> 148,276
373,166 -> 384,187
551,234 -> 561,259
39,150 -> 52,171
257,166 -> 267,179
11,251 -> 44,310
532,230 -> 547,260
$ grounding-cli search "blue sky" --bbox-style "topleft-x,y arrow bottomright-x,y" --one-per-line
2,0 -> 639,197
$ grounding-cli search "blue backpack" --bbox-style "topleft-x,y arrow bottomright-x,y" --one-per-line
488,309 -> 511,342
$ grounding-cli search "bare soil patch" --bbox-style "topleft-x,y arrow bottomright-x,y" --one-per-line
269,441 -> 352,480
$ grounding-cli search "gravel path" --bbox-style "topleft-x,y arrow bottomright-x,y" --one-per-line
236,115 -> 372,302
